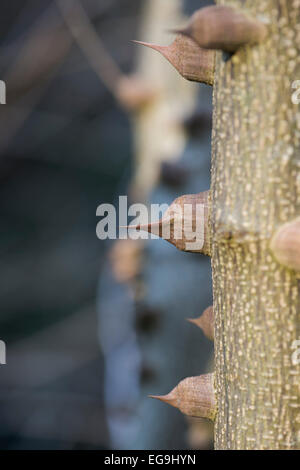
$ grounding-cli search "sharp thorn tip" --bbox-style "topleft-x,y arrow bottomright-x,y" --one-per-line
148,394 -> 160,400
131,40 -> 163,51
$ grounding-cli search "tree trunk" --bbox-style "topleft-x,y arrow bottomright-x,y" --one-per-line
211,0 -> 300,449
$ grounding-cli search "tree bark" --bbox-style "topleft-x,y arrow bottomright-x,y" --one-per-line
211,0 -> 300,450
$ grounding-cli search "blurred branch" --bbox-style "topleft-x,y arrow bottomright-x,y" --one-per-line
4,7 -> 72,103
56,0 -> 123,97
0,7 -> 73,154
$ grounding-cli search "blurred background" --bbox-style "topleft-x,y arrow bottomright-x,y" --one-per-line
0,0 -> 213,450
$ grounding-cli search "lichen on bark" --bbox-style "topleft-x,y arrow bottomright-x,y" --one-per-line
211,0 -> 300,450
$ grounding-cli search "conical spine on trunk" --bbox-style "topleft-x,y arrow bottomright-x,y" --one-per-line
133,35 -> 215,85
270,217 -> 300,272
127,191 -> 211,256
188,306 -> 214,341
150,373 -> 216,421
175,5 -> 268,53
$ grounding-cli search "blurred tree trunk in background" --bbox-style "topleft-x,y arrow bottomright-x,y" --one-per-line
99,0 -> 214,450
132,0 -> 195,201
129,0 -> 214,450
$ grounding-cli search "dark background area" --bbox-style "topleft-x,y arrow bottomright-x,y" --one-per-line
0,0 -> 213,450
0,0 -> 142,449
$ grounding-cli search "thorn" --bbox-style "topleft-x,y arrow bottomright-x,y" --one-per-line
127,221 -> 163,237
163,191 -> 211,255
187,306 -> 214,341
149,392 -> 176,408
120,223 -> 155,231
270,217 -> 300,272
150,374 -> 216,421
133,35 -> 215,85
123,191 -> 211,255
187,317 -> 199,326
131,40 -> 166,54
176,5 -> 268,53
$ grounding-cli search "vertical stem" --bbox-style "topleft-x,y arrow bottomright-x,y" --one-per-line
211,0 -> 300,449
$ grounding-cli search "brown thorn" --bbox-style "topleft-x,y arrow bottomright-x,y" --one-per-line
133,36 -> 215,86
270,217 -> 300,272
125,220 -> 163,235
150,374 -> 217,421
131,40 -> 166,54
123,191 -> 211,255
175,5 -> 268,53
187,317 -> 201,327
148,392 -> 176,408
187,306 -> 214,341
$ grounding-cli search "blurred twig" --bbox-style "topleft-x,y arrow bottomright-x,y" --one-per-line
56,0 -> 123,97
2,5 -> 72,102
0,6 -> 73,154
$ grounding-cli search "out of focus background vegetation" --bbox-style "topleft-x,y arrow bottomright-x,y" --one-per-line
0,0 -> 213,450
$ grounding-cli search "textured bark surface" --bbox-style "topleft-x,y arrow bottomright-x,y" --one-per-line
211,0 -> 300,450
